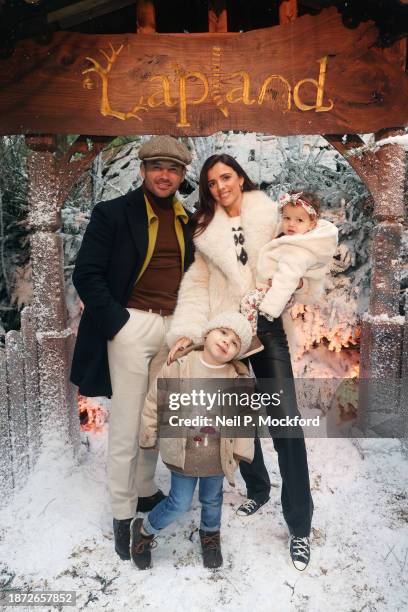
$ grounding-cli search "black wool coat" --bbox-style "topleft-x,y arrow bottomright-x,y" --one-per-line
70,186 -> 195,397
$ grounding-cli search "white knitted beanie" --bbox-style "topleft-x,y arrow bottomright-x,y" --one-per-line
202,311 -> 252,359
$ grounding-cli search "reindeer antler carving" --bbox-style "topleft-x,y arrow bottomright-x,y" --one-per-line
82,43 -> 147,121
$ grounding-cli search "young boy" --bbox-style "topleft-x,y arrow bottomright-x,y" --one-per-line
241,191 -> 338,331
131,311 -> 254,570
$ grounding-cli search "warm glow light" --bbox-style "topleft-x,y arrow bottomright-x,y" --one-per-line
78,394 -> 107,433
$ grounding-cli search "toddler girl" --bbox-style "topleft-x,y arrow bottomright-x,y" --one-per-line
241,191 -> 338,331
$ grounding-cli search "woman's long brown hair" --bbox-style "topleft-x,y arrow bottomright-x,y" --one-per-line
193,154 -> 258,237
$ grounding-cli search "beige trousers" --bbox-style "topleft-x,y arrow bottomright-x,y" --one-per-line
107,308 -> 172,519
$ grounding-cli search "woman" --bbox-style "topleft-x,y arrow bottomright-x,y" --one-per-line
167,154 -> 313,571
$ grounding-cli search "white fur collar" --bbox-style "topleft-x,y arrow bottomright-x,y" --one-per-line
194,190 -> 279,291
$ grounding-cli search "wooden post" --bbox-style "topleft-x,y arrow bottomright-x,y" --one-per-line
325,34 -> 407,435
136,0 -> 156,33
24,135 -> 108,453
401,297 -> 408,454
324,126 -> 406,435
21,307 -> 41,468
279,0 -> 298,24
208,1 -> 227,33
66,332 -> 82,453
26,135 -> 79,453
5,331 -> 29,488
0,348 -> 13,501
358,128 -> 405,435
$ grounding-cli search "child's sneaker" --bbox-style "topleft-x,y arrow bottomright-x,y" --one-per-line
130,518 -> 156,570
289,535 -> 310,571
199,530 -> 223,568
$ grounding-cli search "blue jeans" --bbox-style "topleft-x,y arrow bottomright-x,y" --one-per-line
143,471 -> 224,535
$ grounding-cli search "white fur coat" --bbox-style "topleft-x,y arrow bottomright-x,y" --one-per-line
258,219 -> 339,319
167,190 -> 314,347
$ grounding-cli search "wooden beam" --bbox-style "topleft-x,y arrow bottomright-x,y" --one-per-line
136,0 -> 156,34
324,134 -> 380,203
300,0 -> 324,10
56,136 -> 111,206
279,0 -> 298,24
208,1 -> 227,33
325,129 -> 406,225
25,134 -> 111,206
324,134 -> 365,158
47,0 -> 137,29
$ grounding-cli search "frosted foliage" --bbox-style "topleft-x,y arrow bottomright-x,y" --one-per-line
60,133 -> 405,379
0,137 -> 31,333
99,141 -> 144,200
11,263 -> 33,311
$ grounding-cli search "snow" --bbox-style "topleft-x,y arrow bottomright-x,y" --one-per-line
0,426 -> 407,612
362,313 -> 405,325
374,134 -> 408,148
345,131 -> 408,158
36,327 -> 74,340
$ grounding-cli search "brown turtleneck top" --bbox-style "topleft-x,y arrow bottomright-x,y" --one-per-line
126,186 -> 182,314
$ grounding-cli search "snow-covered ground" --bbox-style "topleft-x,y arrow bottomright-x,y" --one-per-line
0,430 -> 407,612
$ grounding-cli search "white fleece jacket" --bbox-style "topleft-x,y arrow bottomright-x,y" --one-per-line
257,219 -> 338,319
167,190 -> 316,347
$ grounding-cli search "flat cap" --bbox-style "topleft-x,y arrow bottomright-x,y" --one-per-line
139,136 -> 192,167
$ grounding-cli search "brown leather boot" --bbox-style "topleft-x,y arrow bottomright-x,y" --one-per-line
199,529 -> 223,568
130,518 -> 156,570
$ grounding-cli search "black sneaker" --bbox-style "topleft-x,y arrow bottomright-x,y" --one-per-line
199,530 -> 223,569
113,517 -> 132,560
289,535 -> 310,571
235,497 -> 269,516
130,518 -> 156,570
136,489 -> 166,513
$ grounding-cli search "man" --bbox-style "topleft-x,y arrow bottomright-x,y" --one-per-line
71,136 -> 194,560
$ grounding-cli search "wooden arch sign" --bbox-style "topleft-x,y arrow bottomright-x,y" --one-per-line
0,8 -> 407,136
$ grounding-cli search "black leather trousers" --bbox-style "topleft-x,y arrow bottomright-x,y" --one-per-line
239,315 -> 314,537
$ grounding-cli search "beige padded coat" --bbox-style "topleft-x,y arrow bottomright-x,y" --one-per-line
139,346 -> 255,486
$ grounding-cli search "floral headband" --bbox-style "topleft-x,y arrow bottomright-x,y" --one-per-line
279,192 -> 317,217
